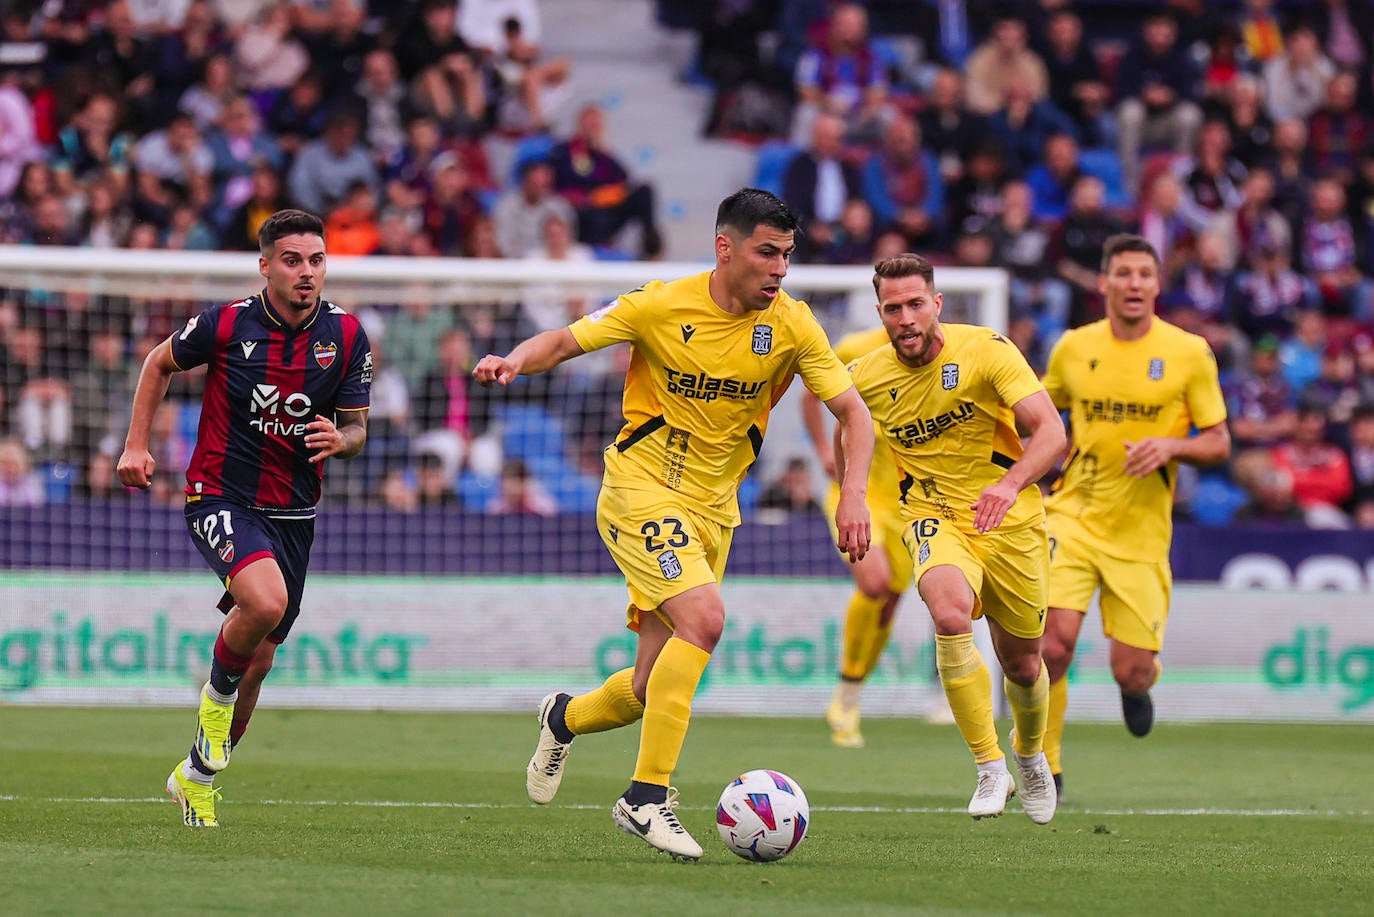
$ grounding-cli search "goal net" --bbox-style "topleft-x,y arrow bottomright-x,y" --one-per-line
0,246 -> 1007,713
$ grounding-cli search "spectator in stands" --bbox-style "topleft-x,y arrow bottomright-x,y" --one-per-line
489,456 -> 557,516
919,67 -> 987,187
945,140 -> 1011,238
1051,176 -> 1125,326
1037,8 -> 1113,148
178,51 -> 237,132
989,179 -> 1070,350
206,94 -> 285,225
233,1 -> 310,95
1311,0 -> 1374,76
1306,70 -> 1368,184
353,48 -> 408,162
381,114 -> 446,212
84,0 -> 158,133
860,113 -> 941,248
163,199 -> 218,249
414,449 -> 462,508
0,438 -> 43,506
21,193 -> 79,246
416,324 -> 492,445
810,198 -> 876,267
0,63 -> 40,200
1237,0 -> 1285,65
963,16 -> 1048,117
486,13 -> 572,134
696,0 -> 793,140
1270,403 -> 1353,526
1227,237 -> 1318,341
782,110 -> 862,261
1300,339 -> 1363,438
1350,149 -> 1374,260
1025,132 -> 1086,223
1264,117 -> 1314,236
1345,403 -> 1374,506
493,158 -> 577,259
301,0 -> 375,106
1116,12 -> 1203,192
758,456 -> 821,517
1166,231 -> 1232,325
1263,25 -> 1335,124
1300,178 -> 1371,318
1227,334 -> 1298,451
1216,166 -> 1290,270
68,327 -> 129,470
324,180 -> 381,255
1201,25 -> 1244,105
1221,74 -> 1275,170
4,325 -> 70,464
78,174 -> 134,248
222,163 -> 290,251
1136,172 -> 1193,276
410,46 -> 494,139
790,2 -> 889,144
987,79 -> 1078,176
287,109 -> 379,217
549,103 -> 663,258
420,150 -> 483,257
53,92 -> 133,182
1173,120 -> 1247,235
266,69 -> 332,157
131,113 -> 215,225
1230,447 -> 1304,523
1279,308 -> 1329,392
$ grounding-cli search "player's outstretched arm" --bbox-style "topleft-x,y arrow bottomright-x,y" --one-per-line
825,386 -> 873,562
117,337 -> 179,489
1123,422 -> 1231,478
971,390 -> 1066,533
473,328 -> 585,385
307,409 -> 369,463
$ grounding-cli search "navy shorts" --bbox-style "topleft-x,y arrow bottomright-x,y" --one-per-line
185,498 -> 316,644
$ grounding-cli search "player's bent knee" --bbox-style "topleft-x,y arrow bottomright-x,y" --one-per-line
1113,662 -> 1156,696
1003,654 -> 1044,687
1041,638 -> 1075,680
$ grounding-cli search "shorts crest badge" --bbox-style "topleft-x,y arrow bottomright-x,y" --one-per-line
941,363 -> 959,390
218,540 -> 235,564
751,324 -> 773,355
918,540 -> 931,565
658,549 -> 683,580
313,341 -> 338,369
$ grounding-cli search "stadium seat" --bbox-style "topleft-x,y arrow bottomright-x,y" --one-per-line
43,462 -> 75,504
509,133 -> 558,184
497,405 -> 567,461
457,471 -> 499,512
545,471 -> 601,514
1079,148 -> 1132,212
1191,476 -> 1248,526
752,142 -> 800,197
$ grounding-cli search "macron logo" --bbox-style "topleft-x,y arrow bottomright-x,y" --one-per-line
681,324 -> 696,343
241,341 -> 257,359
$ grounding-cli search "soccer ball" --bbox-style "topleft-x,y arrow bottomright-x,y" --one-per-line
715,769 -> 810,862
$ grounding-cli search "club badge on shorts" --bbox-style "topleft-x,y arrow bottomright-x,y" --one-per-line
658,549 -> 683,580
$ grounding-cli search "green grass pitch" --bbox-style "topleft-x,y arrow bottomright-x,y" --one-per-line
2,706 -> 1371,915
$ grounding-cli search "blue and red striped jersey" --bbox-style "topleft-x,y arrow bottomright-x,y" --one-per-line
170,292 -> 372,515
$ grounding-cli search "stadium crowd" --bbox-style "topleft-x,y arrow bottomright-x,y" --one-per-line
2,0 -> 1374,531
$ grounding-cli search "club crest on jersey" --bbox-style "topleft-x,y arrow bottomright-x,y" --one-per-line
658,549 -> 683,580
313,341 -> 338,369
752,324 -> 773,355
217,540 -> 235,564
1148,358 -> 1165,380
941,363 -> 959,390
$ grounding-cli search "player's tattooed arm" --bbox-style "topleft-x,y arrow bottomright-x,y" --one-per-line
307,409 -> 368,462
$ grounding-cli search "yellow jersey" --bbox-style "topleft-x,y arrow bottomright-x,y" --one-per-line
569,271 -> 853,526
848,323 -> 1047,535
831,327 -> 903,513
1042,317 -> 1227,562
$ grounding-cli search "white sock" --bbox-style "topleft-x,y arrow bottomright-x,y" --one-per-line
204,683 -> 236,705
182,757 -> 214,785
977,758 -> 1010,776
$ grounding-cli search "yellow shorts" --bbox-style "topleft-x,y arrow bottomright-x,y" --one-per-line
1047,532 -> 1171,652
903,516 -> 1049,640
596,482 -> 734,631
824,485 -> 913,593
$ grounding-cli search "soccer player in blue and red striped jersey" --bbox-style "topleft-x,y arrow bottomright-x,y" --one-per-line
118,209 -> 372,827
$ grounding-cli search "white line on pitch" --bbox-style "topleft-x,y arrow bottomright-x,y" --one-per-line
0,795 -> 1369,817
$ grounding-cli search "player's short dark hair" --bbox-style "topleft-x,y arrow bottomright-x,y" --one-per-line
872,252 -> 935,297
715,188 -> 801,238
1100,233 -> 1160,273
259,209 -> 325,254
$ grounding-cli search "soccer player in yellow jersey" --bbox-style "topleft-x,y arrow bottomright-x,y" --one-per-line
845,253 -> 1067,824
473,188 -> 875,861
801,326 -> 914,748
1041,234 -> 1230,802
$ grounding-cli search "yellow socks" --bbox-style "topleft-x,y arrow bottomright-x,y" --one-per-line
841,592 -> 885,681
1045,675 -> 1068,774
564,667 -> 644,735
632,637 -> 710,787
1005,661 -> 1049,757
936,633 -> 1001,764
